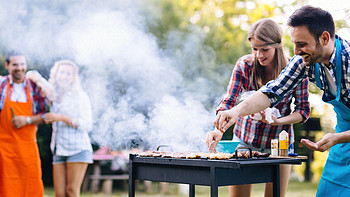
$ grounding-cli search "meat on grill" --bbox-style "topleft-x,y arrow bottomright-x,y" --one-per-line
137,150 -> 269,160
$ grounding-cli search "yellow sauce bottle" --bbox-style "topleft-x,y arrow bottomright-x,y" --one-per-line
279,130 -> 288,157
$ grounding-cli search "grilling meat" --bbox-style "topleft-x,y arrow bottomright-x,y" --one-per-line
137,150 -> 269,160
252,151 -> 270,158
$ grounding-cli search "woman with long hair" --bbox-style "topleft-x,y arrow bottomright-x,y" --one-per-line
45,60 -> 93,197
206,18 -> 310,197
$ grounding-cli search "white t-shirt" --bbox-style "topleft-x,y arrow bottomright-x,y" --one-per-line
10,83 -> 27,102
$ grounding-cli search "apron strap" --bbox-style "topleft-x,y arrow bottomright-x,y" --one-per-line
315,63 -> 321,88
314,38 -> 342,100
335,38 -> 342,101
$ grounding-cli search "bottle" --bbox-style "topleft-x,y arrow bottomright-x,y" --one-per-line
279,130 -> 288,157
288,143 -> 294,154
271,139 -> 278,156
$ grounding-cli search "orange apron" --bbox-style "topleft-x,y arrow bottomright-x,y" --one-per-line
0,79 -> 44,197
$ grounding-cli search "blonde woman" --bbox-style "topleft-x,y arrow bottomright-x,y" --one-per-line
206,19 -> 310,197
44,60 -> 93,197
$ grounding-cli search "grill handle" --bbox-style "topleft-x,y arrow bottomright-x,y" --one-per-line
235,146 -> 252,159
156,145 -> 173,152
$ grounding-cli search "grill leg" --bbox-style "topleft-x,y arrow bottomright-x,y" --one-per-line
273,164 -> 280,197
129,160 -> 135,197
189,184 -> 195,197
210,167 -> 218,197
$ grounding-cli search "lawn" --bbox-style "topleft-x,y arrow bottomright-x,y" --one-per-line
44,180 -> 318,197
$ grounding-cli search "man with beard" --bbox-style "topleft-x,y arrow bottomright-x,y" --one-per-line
0,51 -> 48,196
212,5 -> 350,196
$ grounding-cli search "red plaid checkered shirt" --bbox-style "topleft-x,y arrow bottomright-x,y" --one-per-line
217,55 -> 310,149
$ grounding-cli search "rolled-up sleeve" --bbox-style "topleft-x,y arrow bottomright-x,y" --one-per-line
292,78 -> 310,123
260,56 -> 308,107
216,56 -> 251,113
75,91 -> 93,133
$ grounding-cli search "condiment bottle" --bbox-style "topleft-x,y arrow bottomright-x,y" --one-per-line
279,130 -> 288,157
271,139 -> 278,156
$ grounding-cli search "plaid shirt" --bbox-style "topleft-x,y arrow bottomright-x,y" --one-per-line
0,76 -> 48,115
217,54 -> 310,149
50,89 -> 93,156
262,35 -> 350,109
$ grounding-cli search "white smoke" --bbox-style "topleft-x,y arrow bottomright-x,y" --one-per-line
0,0 -> 225,152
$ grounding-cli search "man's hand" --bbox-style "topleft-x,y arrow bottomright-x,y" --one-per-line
301,133 -> 337,152
214,110 -> 239,133
206,129 -> 223,153
12,116 -> 28,129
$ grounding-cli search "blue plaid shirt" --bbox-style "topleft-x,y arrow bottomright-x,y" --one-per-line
261,35 -> 350,109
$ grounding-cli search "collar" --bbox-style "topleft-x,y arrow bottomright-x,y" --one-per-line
327,34 -> 341,69
8,76 -> 27,87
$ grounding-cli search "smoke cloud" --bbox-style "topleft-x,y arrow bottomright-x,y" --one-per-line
0,0 -> 228,152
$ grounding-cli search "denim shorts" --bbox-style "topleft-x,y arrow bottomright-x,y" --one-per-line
53,150 -> 93,164
233,134 -> 270,153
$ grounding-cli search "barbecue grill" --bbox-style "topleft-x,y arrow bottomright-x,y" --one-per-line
129,153 -> 305,197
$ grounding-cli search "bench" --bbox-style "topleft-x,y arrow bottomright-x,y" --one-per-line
89,174 -> 129,194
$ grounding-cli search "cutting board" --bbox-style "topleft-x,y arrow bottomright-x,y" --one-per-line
269,155 -> 308,160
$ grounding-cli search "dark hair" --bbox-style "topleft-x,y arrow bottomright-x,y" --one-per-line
287,5 -> 335,42
5,50 -> 24,64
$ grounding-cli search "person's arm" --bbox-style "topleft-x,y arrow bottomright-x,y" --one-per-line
216,55 -> 252,113
43,91 -> 92,131
206,128 -> 223,153
44,113 -> 78,128
207,56 -> 252,150
266,77 -> 310,126
74,91 -> 93,132
11,114 -> 44,129
26,70 -> 56,101
214,90 -> 271,133
214,55 -> 308,132
267,112 -> 304,125
301,131 -> 350,152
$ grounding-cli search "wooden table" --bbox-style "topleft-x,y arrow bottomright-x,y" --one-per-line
82,149 -> 129,194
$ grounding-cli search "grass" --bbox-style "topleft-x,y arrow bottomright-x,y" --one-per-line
44,180 -> 318,197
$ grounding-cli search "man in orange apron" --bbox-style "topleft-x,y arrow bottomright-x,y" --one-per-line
0,51 -> 48,196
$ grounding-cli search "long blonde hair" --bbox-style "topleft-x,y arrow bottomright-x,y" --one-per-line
49,59 -> 82,100
247,18 -> 288,89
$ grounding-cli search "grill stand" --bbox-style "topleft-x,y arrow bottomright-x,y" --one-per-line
129,154 -> 301,197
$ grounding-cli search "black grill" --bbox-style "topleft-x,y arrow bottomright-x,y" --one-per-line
128,154 -> 305,197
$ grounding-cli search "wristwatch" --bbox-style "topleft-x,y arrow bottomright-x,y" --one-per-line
26,117 -> 32,125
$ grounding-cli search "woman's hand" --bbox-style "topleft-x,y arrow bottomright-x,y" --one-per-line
44,113 -> 62,124
259,111 -> 279,125
206,129 -> 223,153
214,110 -> 239,132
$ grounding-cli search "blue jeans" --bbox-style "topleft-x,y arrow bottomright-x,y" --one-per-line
53,150 -> 93,164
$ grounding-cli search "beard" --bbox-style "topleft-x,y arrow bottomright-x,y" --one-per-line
11,71 -> 26,83
306,42 -> 323,66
